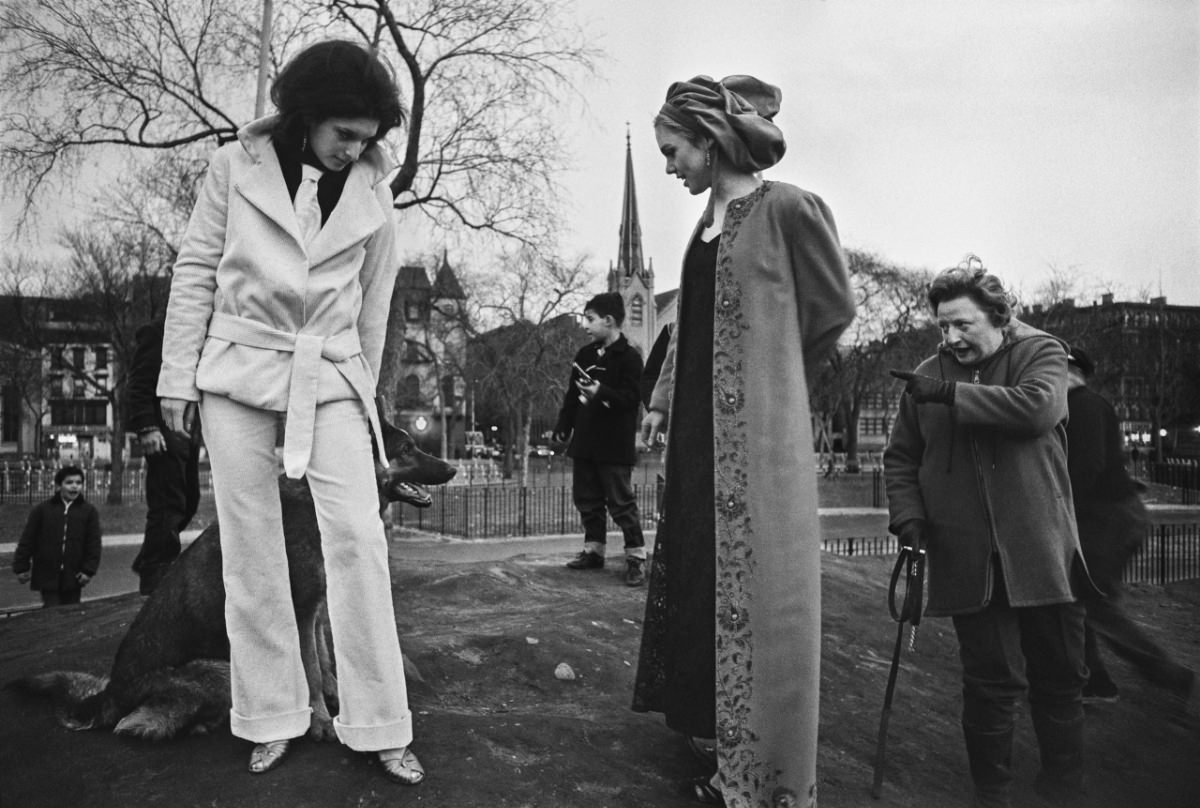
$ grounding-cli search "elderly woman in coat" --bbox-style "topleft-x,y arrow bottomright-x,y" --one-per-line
634,74 -> 855,808
158,41 -> 423,785
885,261 -> 1093,808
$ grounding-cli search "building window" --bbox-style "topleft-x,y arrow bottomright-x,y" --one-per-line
72,346 -> 86,369
403,340 -> 431,363
629,295 -> 644,326
50,399 -> 108,426
94,346 -> 108,370
405,300 -> 424,322
398,374 -> 422,409
860,416 -> 890,436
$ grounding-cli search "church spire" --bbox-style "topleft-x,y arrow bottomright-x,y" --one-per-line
616,125 -> 645,279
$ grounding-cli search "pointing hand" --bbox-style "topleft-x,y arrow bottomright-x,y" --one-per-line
890,370 -> 956,405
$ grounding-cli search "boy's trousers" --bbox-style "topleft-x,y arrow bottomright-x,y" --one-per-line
201,394 -> 412,750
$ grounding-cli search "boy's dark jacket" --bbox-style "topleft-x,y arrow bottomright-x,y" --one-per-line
554,334 -> 644,465
13,494 -> 102,591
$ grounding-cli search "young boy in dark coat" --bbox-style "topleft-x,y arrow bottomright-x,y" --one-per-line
12,465 -> 103,607
553,292 -> 647,586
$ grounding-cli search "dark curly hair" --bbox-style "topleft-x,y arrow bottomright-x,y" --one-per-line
927,255 -> 1014,327
270,40 -> 406,150
55,465 -> 85,486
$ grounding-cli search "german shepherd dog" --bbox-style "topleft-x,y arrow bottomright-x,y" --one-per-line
9,415 -> 456,741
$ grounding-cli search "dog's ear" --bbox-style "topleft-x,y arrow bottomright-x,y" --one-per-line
374,396 -> 402,444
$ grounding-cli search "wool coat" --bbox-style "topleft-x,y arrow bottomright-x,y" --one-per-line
1066,384 -> 1147,586
157,116 -> 398,476
884,321 -> 1092,616
13,495 -> 102,591
553,334 -> 644,466
649,181 -> 854,808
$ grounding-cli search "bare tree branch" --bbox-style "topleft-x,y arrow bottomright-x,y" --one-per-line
3,0 -> 600,252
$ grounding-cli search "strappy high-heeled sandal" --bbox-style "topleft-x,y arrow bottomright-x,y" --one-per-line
248,739 -> 291,774
686,774 -> 725,806
379,746 -> 425,785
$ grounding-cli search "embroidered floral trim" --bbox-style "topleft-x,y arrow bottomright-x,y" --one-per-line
713,182 -> 768,805
710,182 -> 818,807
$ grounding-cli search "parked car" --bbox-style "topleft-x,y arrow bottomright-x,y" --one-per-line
528,444 -> 554,458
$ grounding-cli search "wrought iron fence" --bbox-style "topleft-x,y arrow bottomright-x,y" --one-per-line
0,461 -> 213,504
386,482 -> 661,538
821,520 -> 1200,586
1149,459 -> 1200,505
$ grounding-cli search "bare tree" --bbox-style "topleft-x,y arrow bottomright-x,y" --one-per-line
811,250 -> 934,472
101,147 -> 213,266
2,0 -> 598,251
0,227 -> 173,501
461,247 -> 594,481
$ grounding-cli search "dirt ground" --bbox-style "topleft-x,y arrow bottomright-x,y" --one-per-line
1,549 -> 1198,808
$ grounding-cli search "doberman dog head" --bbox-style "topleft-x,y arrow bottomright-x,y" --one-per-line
376,410 -> 457,510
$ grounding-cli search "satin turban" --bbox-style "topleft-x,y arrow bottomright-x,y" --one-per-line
657,74 -> 786,172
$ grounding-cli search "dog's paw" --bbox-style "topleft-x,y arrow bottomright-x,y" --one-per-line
308,713 -> 338,742
114,707 -> 177,741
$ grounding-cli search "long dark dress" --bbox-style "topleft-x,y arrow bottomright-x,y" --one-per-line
631,233 -> 719,738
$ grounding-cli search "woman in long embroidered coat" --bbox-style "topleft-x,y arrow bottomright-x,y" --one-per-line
633,75 -> 855,808
158,41 -> 424,785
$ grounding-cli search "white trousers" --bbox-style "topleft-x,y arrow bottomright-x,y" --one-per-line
201,394 -> 412,749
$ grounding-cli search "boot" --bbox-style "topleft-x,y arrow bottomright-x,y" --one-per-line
1031,705 -> 1086,806
962,722 -> 1014,808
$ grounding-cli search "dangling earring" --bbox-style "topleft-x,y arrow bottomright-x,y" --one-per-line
301,133 -> 308,154
705,148 -> 711,167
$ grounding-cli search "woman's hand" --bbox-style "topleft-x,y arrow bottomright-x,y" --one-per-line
160,398 -> 198,438
641,409 -> 667,448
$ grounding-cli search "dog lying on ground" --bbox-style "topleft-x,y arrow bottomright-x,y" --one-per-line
9,416 -> 455,741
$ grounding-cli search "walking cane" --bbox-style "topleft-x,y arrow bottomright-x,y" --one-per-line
870,540 -> 926,799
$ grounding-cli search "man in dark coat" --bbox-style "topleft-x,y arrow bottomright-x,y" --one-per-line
553,292 -> 646,586
1066,347 -> 1195,704
12,465 -> 102,607
126,319 -> 202,594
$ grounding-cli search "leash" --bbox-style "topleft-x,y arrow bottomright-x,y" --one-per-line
870,541 -> 926,800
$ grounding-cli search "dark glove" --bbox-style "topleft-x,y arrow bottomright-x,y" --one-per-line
896,519 -> 927,553
890,369 -> 956,405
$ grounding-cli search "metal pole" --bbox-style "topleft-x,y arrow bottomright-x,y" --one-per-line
254,0 -> 274,118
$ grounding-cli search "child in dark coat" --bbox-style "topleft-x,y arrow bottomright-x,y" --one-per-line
553,292 -> 647,586
12,465 -> 103,607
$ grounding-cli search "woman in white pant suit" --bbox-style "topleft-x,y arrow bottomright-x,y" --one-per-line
158,40 -> 423,784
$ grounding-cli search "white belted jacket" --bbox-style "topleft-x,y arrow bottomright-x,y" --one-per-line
158,116 -> 400,477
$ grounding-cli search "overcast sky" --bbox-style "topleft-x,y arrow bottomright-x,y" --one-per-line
558,0 -> 1200,305
4,1 -> 1196,308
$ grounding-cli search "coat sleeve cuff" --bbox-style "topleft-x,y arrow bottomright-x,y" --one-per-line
156,368 -> 200,402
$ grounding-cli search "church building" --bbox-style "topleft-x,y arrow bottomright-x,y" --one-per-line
606,130 -> 656,354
